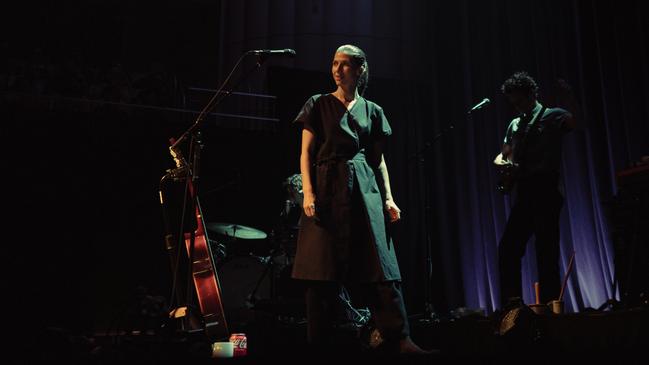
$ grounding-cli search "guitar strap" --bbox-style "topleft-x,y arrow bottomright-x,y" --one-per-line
514,105 -> 547,169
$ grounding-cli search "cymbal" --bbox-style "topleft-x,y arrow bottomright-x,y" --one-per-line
206,222 -> 267,240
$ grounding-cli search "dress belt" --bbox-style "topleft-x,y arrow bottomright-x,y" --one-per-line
314,153 -> 365,166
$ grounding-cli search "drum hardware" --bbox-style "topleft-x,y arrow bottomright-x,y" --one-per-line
206,222 -> 268,240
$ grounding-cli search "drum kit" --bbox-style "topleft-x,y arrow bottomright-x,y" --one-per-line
207,173 -> 371,329
208,174 -> 304,318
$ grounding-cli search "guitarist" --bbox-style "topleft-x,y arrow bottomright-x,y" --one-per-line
493,72 -> 576,309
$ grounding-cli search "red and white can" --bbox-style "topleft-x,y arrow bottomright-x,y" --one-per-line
229,333 -> 247,357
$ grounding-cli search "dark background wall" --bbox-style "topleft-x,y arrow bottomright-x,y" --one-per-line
2,0 -> 648,334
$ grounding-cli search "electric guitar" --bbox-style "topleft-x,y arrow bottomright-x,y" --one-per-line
496,160 -> 519,194
496,106 -> 547,194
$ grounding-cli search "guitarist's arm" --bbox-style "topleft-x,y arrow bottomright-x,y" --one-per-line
494,143 -> 516,193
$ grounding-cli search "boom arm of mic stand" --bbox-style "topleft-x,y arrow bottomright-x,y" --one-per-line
170,51 -> 268,152
410,124 -> 455,161
411,102 -> 486,160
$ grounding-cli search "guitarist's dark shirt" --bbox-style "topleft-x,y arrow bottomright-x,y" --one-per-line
504,102 -> 573,180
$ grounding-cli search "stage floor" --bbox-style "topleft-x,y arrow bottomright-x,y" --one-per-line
22,306 -> 649,364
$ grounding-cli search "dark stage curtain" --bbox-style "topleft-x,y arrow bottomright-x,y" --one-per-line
221,0 -> 649,314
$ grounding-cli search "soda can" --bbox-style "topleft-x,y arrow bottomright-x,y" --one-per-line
229,333 -> 247,357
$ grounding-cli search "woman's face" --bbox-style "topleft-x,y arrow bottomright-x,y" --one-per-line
332,52 -> 360,89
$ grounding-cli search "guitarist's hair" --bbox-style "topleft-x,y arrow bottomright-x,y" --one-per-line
501,71 -> 539,97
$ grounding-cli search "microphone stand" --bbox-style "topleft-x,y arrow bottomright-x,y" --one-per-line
410,102 -> 487,324
170,50 -> 269,151
161,50 -> 272,331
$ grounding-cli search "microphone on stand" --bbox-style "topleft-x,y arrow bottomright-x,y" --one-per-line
247,48 -> 296,57
468,98 -> 491,114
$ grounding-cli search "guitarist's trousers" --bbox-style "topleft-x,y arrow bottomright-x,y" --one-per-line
498,174 -> 564,307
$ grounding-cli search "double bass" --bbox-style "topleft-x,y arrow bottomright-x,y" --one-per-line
161,135 -> 229,340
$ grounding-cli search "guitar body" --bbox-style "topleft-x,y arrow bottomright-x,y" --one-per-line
497,163 -> 518,194
497,106 -> 547,194
184,178 -> 229,340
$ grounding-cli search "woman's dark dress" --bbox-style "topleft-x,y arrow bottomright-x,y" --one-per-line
291,93 -> 401,283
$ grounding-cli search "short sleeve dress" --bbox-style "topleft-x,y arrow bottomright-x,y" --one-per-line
291,93 -> 401,283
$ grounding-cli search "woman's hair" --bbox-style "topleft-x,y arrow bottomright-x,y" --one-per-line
336,44 -> 369,95
501,71 -> 539,97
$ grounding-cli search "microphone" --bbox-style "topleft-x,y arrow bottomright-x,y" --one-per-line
247,48 -> 296,57
468,98 -> 491,113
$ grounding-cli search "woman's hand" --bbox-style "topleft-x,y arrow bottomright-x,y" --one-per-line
303,192 -> 317,218
385,199 -> 401,222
